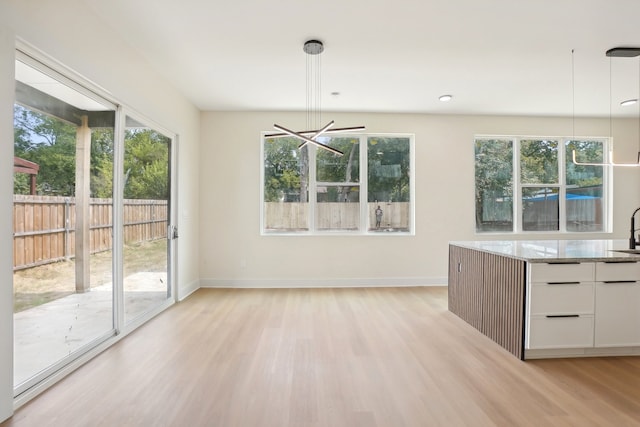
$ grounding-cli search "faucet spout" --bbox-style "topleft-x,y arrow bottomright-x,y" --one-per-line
630,207 -> 640,249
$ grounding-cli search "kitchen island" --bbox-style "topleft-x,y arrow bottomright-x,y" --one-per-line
449,240 -> 640,360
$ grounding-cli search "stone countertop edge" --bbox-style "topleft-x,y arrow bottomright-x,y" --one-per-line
449,239 -> 640,263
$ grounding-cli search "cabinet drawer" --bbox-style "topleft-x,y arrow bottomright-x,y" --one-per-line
529,262 -> 594,283
529,283 -> 594,315
527,315 -> 594,349
595,261 -> 640,282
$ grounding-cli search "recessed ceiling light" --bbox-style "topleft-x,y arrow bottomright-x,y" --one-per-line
621,98 -> 638,106
439,94 -> 453,102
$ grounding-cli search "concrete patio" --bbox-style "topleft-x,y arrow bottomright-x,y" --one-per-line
14,271 -> 168,387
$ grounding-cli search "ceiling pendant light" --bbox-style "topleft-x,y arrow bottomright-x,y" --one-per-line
573,47 -> 640,167
265,40 -> 365,156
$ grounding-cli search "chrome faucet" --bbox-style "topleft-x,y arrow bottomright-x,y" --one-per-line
630,207 -> 640,249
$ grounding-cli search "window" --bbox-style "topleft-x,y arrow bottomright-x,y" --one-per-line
262,134 -> 414,234
475,136 -> 608,233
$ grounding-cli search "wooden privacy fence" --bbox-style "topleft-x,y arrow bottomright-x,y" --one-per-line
264,202 -> 410,230
13,195 -> 168,271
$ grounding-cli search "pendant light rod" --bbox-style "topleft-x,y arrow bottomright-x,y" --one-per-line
572,46 -> 640,167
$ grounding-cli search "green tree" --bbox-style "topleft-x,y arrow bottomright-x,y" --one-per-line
317,137 -> 359,202
124,129 -> 170,200
475,139 -> 513,230
520,139 -> 558,184
565,140 -> 604,188
14,105 -> 77,195
367,137 -> 410,202
13,110 -> 34,194
263,137 -> 307,202
90,128 -> 114,198
14,105 -> 116,197
13,106 -> 172,200
14,106 -> 77,195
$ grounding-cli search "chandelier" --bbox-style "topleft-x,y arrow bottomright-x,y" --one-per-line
265,40 -> 365,156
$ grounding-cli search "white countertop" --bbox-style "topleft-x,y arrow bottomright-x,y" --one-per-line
449,239 -> 640,262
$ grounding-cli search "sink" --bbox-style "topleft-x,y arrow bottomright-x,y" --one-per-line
610,249 -> 640,255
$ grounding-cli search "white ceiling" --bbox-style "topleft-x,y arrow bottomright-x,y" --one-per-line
84,0 -> 640,118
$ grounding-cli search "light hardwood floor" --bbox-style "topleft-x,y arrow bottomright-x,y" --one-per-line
3,287 -> 640,426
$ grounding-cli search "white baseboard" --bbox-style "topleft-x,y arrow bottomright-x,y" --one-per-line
177,279 -> 200,301
525,346 -> 640,360
199,277 -> 448,289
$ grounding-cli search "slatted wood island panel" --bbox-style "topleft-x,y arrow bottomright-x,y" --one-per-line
449,240 -> 640,360
448,244 -> 526,359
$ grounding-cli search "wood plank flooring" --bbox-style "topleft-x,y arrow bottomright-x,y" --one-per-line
3,287 -> 640,426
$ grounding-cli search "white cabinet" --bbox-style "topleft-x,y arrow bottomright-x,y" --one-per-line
594,261 -> 640,347
526,263 -> 594,349
526,260 -> 640,353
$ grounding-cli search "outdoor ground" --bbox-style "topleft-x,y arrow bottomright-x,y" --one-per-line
13,239 -> 167,312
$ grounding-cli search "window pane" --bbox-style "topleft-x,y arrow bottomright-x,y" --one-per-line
367,137 -> 411,232
316,137 -> 359,183
565,140 -> 604,232
316,185 -> 360,231
475,139 -> 513,232
520,139 -> 558,184
315,137 -> 360,232
522,187 -> 559,231
263,138 -> 309,232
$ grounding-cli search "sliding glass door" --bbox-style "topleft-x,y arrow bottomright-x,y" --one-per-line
13,54 -> 177,396
122,116 -> 173,324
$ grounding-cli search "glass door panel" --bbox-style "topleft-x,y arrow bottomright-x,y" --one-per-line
13,59 -> 116,391
122,116 -> 172,323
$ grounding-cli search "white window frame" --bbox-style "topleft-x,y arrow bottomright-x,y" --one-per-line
475,135 -> 612,234
260,133 -> 415,235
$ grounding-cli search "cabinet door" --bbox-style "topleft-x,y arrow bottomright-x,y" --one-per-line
594,282 -> 640,347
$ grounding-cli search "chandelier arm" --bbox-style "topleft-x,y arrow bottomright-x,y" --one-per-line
272,124 -> 344,156
265,125 -> 366,139
298,120 -> 335,149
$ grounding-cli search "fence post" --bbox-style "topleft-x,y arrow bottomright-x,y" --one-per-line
64,197 -> 70,261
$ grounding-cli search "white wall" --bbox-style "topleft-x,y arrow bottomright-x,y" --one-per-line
199,111 -> 640,287
0,1 -> 200,420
